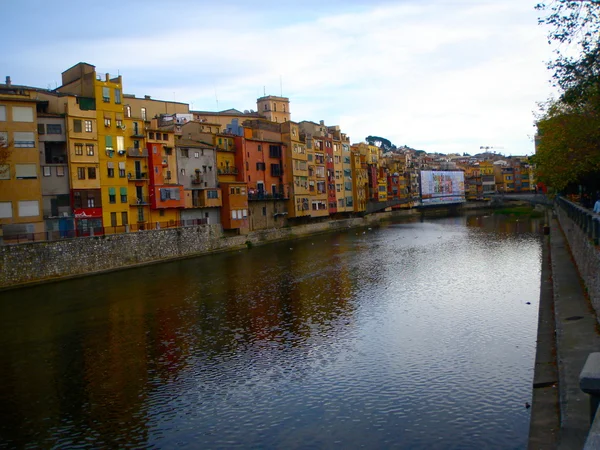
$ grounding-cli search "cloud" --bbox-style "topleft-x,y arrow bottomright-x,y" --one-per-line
5,0 -> 556,154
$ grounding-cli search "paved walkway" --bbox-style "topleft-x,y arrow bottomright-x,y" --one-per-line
529,215 -> 600,449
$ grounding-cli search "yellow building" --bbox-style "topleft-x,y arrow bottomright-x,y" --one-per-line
351,150 -> 367,213
281,121 -> 310,219
124,116 -> 150,228
256,96 -> 290,124
57,63 -> 127,233
0,84 -> 44,242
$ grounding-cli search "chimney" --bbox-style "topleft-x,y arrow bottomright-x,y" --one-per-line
5,76 -> 11,86
144,95 -> 151,100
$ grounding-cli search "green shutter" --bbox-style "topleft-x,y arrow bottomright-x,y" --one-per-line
108,187 -> 116,195
120,187 -> 127,195
105,135 -> 113,148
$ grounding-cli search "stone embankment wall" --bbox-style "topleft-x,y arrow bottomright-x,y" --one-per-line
0,210 -> 414,290
556,206 -> 600,314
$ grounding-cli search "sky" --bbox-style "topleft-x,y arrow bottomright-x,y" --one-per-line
3,0 -> 558,156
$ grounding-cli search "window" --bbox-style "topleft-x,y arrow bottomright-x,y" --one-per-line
194,152 -> 199,158
88,167 -> 96,179
56,166 -> 64,177
116,119 -> 123,128
257,144 -> 262,152
181,148 -> 189,158
149,132 -> 155,139
180,168 -> 185,176
86,144 -> 94,156
87,196 -> 95,208
15,164 -> 37,179
43,166 -> 51,177
102,87 -> 110,103
121,211 -> 128,225
104,118 -> 111,127
18,200 -> 39,217
116,136 -> 124,151
114,89 -> 121,104
120,187 -> 127,203
125,106 -> 131,118
14,132 -> 35,147
271,164 -> 282,176
207,190 -> 218,199
47,124 -> 61,134
105,136 -> 113,150
133,140 -> 140,149
159,187 -> 180,201
74,119 -> 82,132
141,108 -> 147,121
84,120 -> 92,132
75,143 -> 83,155
0,106 -> 5,121
0,165 -> 9,180
38,124 -> 45,134
77,167 -> 86,179
262,206 -> 267,216
12,106 -> 34,122
110,212 -> 117,227
107,162 -> 114,178
163,133 -> 168,140
137,206 -> 144,222
256,162 -> 266,171
109,187 -> 116,204
0,201 -> 12,218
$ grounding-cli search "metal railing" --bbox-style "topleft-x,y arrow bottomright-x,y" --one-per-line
248,192 -> 287,201
0,218 -> 210,246
556,196 -> 600,245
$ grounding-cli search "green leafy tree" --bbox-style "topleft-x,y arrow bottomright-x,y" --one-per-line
365,136 -> 397,152
535,1 -> 600,191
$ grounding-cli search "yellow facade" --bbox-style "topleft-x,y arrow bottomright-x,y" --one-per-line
281,121 -> 310,218
124,116 -> 150,228
64,97 -> 100,191
94,74 -> 129,230
351,151 -> 367,213
0,93 -> 44,239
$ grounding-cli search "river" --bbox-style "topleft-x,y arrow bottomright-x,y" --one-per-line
0,212 -> 543,449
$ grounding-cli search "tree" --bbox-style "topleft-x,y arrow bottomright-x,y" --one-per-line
365,135 -> 397,152
535,1 -> 600,192
537,0 -> 600,93
535,92 -> 600,191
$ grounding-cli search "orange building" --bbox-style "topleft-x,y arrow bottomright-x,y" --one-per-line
220,181 -> 249,233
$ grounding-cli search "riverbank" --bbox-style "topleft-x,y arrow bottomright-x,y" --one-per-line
529,209 -> 600,449
0,208 -> 421,291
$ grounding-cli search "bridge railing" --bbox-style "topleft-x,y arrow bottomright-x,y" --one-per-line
556,196 -> 600,245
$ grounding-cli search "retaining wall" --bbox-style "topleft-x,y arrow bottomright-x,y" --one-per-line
0,210 -> 415,290
556,206 -> 600,314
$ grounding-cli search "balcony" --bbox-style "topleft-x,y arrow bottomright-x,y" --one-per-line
130,130 -> 144,138
130,196 -> 151,206
248,192 -> 287,201
128,172 -> 148,181
191,178 -> 204,185
127,147 -> 148,157
191,189 -> 222,208
217,167 -> 239,175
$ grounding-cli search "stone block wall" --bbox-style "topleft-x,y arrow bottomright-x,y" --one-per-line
0,210 -> 416,290
556,207 -> 600,314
